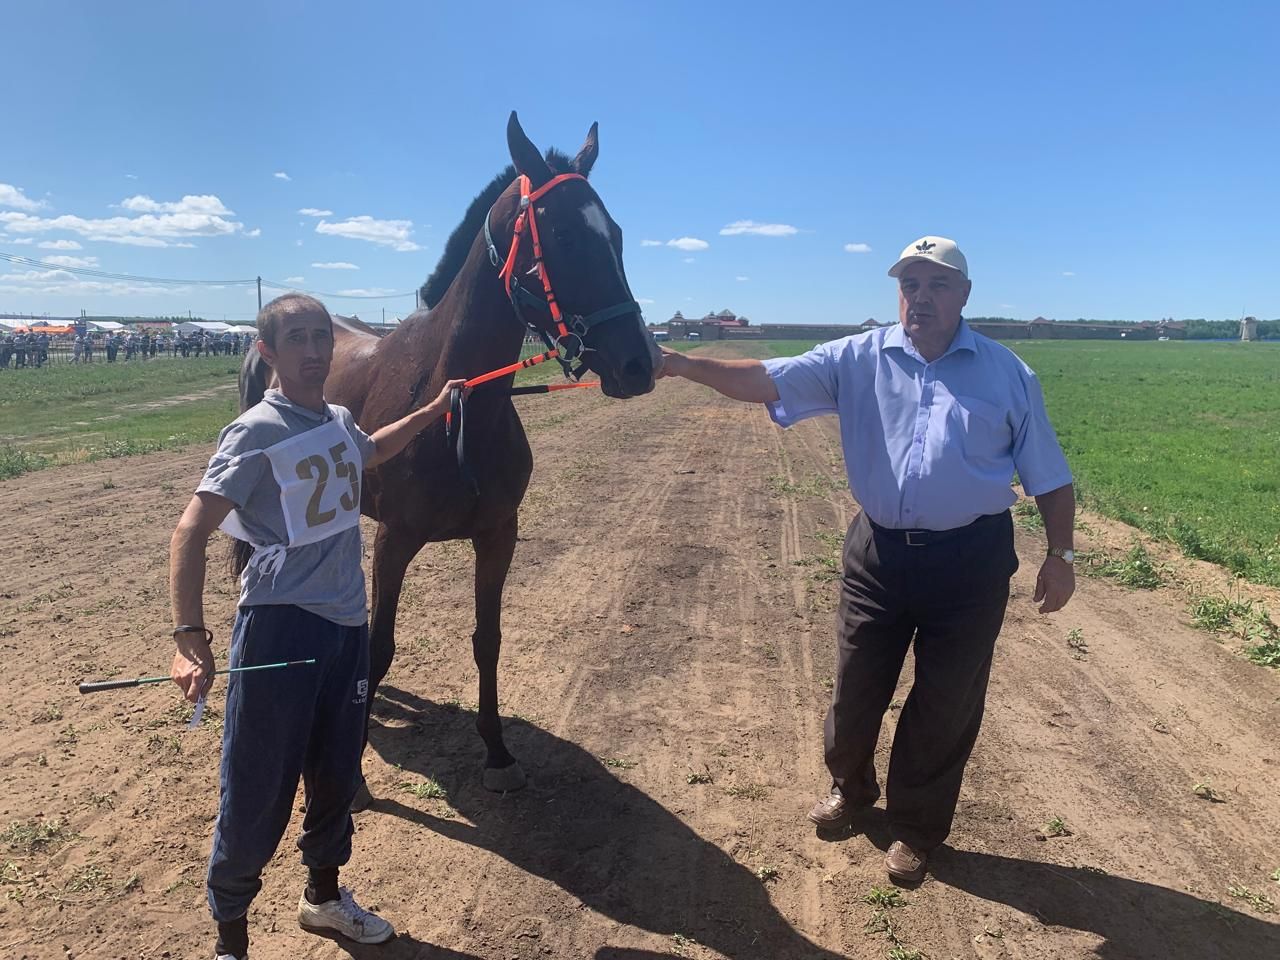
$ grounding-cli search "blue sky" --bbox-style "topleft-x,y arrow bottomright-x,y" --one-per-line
2,0 -> 1277,324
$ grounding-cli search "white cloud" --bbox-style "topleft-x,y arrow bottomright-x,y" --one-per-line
0,197 -> 243,246
296,239 -> 304,247
999,303 -> 1016,309
246,228 -> 262,238
120,194 -> 234,215
298,207 -> 333,217
311,261 -> 359,270
38,239 -> 83,250
274,171 -> 291,181
640,239 -> 663,247
682,257 -> 696,263
1062,271 -> 1075,277
0,183 -> 44,211
666,237 -> 708,252
7,237 -> 33,245
336,287 -> 396,297
284,276 -> 305,284
42,255 -> 99,268
125,173 -> 138,180
843,242 -> 872,253
636,297 -> 655,305
736,275 -> 750,281
720,220 -> 798,237
0,273 -> 191,297
315,215 -> 421,252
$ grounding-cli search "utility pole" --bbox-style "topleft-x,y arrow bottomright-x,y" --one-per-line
256,276 -> 262,312
382,307 -> 385,325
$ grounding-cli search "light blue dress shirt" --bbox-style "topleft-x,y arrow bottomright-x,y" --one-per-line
762,320 -> 1072,531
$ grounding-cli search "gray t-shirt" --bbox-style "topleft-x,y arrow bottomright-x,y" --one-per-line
197,389 -> 376,626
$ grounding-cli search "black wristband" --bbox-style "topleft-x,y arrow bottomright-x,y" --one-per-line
173,625 -> 213,643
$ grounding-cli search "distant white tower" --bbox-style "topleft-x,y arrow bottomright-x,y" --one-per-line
1241,316 -> 1259,341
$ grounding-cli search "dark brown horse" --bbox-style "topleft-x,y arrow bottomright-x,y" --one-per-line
238,114 -> 658,792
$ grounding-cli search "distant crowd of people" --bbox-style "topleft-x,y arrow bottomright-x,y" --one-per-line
0,330 -> 252,369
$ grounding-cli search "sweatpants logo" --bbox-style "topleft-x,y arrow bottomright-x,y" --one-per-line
354,678 -> 368,704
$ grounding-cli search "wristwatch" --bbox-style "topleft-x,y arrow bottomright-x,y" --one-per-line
1047,547 -> 1076,564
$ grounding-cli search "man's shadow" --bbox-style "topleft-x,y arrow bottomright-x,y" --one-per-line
928,848 -> 1279,959
367,686 -> 849,960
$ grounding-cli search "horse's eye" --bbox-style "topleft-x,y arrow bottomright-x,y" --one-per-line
554,230 -> 575,249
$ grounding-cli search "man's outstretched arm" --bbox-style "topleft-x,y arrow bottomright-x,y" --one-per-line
658,347 -> 780,404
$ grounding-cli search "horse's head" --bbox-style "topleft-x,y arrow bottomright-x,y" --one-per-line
490,113 -> 659,399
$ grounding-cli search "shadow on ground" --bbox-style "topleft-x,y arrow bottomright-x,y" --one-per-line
930,849 -> 1280,960
367,686 -> 849,960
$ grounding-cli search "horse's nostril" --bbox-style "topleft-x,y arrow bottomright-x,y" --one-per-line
623,358 -> 647,380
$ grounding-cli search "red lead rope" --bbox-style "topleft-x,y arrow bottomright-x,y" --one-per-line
444,352 -> 600,430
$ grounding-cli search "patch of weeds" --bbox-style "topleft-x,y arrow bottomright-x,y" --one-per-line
888,698 -> 903,710
146,733 -> 182,755
30,703 -> 63,724
756,865 -> 780,882
101,477 -> 116,490
64,863 -> 110,894
1270,867 -> 1280,883
57,724 -> 80,745
121,872 -> 141,893
1188,593 -> 1279,668
888,948 -> 925,960
1038,815 -> 1072,839
1067,628 -> 1089,661
163,876 -> 196,895
1081,543 -> 1164,588
2,817 -> 75,854
686,767 -> 713,785
0,443 -> 50,481
399,777 -> 447,801
86,790 -> 115,809
863,886 -> 906,909
600,757 -> 636,769
1227,883 -> 1276,914
34,753 -> 47,767
1013,499 -> 1044,530
821,676 -> 834,692
1193,780 -> 1225,803
766,474 -> 842,498
671,932 -> 697,956
761,642 -> 780,662
725,784 -> 768,801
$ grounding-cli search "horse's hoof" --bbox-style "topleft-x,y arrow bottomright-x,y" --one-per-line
483,762 -> 527,793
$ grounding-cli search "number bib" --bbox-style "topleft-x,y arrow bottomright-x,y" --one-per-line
220,414 -> 363,565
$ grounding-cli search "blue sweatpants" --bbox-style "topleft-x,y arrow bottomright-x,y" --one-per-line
207,604 -> 369,922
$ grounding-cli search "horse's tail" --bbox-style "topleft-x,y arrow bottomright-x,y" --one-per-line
229,349 -> 272,577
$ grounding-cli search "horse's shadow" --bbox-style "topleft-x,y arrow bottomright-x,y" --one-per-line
367,686 -> 847,960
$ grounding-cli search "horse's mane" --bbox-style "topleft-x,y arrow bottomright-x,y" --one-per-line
419,147 -> 576,309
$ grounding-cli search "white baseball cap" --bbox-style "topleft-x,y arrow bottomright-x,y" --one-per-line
888,236 -> 968,279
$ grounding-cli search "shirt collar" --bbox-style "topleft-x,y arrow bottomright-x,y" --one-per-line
263,388 -> 330,423
884,318 -> 976,363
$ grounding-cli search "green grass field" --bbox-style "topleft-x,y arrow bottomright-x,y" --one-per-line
754,338 -> 1280,587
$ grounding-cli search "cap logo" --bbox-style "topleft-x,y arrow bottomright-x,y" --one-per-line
915,240 -> 936,253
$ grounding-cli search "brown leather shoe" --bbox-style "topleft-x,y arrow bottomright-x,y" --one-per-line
884,840 -> 927,883
807,789 -> 855,829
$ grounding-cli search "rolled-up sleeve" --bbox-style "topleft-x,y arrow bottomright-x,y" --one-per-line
1011,370 -> 1073,496
761,343 -> 840,428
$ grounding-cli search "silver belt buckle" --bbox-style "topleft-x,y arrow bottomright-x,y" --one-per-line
905,530 -> 927,547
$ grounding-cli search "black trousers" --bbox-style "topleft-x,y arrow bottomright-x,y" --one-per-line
825,510 -> 1017,851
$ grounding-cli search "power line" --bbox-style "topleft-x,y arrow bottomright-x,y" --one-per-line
0,251 -> 419,301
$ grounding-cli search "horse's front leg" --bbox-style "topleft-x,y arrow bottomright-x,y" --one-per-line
472,513 -> 526,792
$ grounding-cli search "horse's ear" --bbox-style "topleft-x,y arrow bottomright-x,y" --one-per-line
507,111 -> 552,188
572,121 -> 599,178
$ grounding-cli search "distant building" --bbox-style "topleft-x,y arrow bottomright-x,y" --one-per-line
1241,316 -> 1260,341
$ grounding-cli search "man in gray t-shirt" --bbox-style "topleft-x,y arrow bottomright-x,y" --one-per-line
168,293 -> 463,960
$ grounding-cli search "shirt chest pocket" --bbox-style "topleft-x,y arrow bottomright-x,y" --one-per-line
945,394 -> 1012,463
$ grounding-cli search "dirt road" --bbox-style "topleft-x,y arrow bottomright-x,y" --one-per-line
2,344 -> 1277,959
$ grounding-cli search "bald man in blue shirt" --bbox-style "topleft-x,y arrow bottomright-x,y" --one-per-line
660,237 -> 1076,883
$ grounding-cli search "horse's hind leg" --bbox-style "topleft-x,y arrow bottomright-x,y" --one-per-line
364,522 -> 422,747
472,513 -> 526,792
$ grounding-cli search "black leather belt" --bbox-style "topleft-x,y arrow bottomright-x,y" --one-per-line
868,510 -> 1006,547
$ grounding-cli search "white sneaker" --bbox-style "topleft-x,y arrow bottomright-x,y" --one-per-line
214,954 -> 246,960
297,886 -> 394,944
